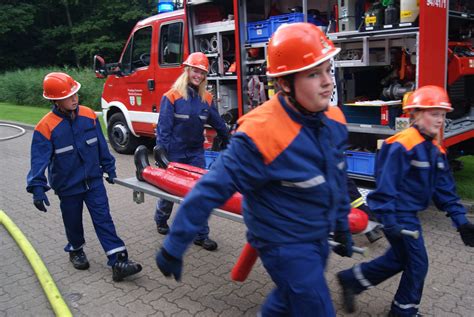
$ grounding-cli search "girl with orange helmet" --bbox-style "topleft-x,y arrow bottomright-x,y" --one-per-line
153,52 -> 229,251
27,72 -> 142,282
154,23 -> 352,316
337,85 -> 474,316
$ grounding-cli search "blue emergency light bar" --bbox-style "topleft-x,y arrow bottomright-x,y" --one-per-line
158,2 -> 175,13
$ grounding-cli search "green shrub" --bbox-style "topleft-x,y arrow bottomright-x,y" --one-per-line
0,67 -> 105,110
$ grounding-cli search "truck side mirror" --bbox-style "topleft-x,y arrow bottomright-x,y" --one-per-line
94,55 -> 107,78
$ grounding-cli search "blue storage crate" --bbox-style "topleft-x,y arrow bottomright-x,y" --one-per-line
247,20 -> 271,43
341,105 -> 402,128
205,150 -> 220,169
345,151 -> 376,176
270,13 -> 306,33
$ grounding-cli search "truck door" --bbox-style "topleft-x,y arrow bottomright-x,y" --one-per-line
119,25 -> 156,136
156,20 -> 187,112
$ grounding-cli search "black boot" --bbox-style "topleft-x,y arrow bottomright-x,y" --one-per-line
153,145 -> 170,168
337,272 -> 356,313
157,223 -> 169,235
134,145 -> 150,181
112,252 -> 142,282
193,238 -> 218,251
69,249 -> 90,270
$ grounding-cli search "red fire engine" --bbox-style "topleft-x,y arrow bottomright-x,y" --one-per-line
94,0 -> 473,180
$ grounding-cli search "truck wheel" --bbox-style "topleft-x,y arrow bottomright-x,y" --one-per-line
107,113 -> 141,154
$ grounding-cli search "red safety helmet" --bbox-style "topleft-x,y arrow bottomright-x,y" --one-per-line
348,208 -> 369,234
266,23 -> 340,77
43,72 -> 81,100
183,52 -> 209,73
403,85 -> 453,112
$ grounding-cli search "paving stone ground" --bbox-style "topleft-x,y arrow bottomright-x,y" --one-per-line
1,123 -> 473,316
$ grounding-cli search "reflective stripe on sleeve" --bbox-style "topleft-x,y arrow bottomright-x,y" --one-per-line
281,175 -> 326,188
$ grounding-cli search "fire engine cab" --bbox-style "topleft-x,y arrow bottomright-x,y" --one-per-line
94,0 -> 474,180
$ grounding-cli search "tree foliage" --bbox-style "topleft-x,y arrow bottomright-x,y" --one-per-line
0,0 -> 156,71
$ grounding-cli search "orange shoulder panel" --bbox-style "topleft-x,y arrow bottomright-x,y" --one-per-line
204,91 -> 213,106
164,89 -> 182,104
325,106 -> 347,125
78,106 -> 97,120
385,127 -> 424,151
433,139 -> 447,154
35,112 -> 62,140
237,95 -> 302,164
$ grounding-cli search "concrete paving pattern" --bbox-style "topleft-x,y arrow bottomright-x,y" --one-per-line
1,124 -> 473,316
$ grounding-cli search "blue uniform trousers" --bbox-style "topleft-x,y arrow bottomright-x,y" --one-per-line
256,240 -> 335,317
59,182 -> 126,266
338,215 -> 428,316
155,152 -> 210,240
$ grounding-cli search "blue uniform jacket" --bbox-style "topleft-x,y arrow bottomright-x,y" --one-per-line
156,86 -> 228,158
367,126 -> 468,228
163,93 -> 351,259
26,105 -> 116,197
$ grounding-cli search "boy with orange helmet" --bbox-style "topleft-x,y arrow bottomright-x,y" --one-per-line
337,85 -> 474,316
152,23 -> 353,316
27,72 -> 142,282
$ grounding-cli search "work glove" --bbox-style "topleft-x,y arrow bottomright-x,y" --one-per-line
332,230 -> 354,257
32,188 -> 50,212
458,222 -> 474,247
154,145 -> 170,168
105,172 -> 116,184
156,248 -> 183,281
219,134 -> 230,150
378,213 -> 403,240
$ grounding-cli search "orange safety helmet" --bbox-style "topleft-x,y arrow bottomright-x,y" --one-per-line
43,72 -> 81,100
403,85 -> 453,112
348,208 -> 369,234
266,23 -> 340,77
183,52 -> 209,73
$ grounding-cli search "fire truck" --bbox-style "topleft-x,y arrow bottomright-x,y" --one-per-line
94,0 -> 473,181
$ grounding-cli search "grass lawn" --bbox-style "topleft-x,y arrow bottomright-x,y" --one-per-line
0,102 -> 107,136
0,103 -> 50,126
453,156 -> 474,202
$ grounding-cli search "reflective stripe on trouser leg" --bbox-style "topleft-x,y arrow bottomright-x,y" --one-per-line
83,183 -> 126,265
59,194 -> 86,252
259,241 -> 335,317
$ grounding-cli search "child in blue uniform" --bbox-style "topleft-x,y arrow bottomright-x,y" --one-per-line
153,52 -> 229,251
150,23 -> 354,316
337,85 -> 474,316
27,72 -> 142,282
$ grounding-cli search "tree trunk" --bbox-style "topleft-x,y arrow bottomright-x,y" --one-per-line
63,0 -> 80,67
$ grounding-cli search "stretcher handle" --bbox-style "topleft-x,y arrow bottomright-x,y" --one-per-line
328,240 -> 368,257
400,229 -> 419,239
378,225 -> 420,239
